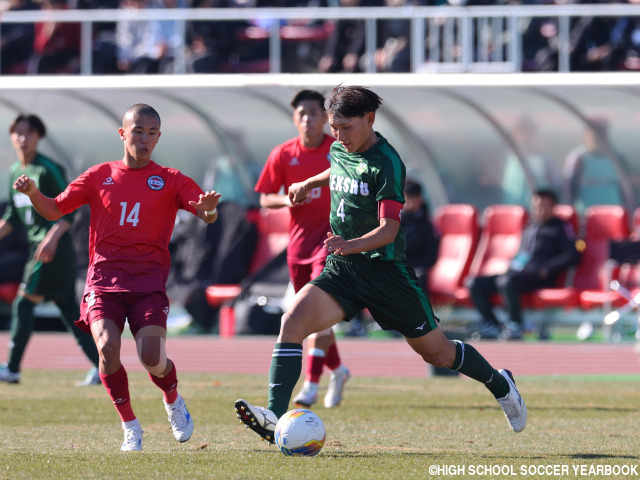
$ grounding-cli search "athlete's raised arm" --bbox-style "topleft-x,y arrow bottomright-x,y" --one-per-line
13,174 -> 64,221
288,167 -> 331,205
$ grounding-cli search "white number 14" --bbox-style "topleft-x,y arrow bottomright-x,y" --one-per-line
119,202 -> 140,227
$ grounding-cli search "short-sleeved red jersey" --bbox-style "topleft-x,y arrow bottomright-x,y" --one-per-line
255,134 -> 333,263
55,160 -> 203,294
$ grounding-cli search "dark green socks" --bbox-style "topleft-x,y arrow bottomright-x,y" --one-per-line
267,343 -> 303,418
450,340 -> 509,399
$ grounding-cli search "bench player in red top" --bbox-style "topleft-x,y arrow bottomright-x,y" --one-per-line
12,104 -> 221,451
255,90 -> 350,409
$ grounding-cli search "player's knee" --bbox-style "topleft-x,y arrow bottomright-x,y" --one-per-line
422,346 -> 455,369
141,353 -> 168,377
96,339 -> 119,366
136,335 -> 168,377
280,311 -> 309,343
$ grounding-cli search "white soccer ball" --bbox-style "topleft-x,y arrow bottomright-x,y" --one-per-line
274,409 -> 326,456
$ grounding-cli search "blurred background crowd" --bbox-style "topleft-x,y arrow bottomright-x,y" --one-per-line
3,0 -> 640,75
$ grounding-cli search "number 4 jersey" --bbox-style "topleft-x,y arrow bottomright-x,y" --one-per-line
328,133 -> 407,262
55,160 -> 204,293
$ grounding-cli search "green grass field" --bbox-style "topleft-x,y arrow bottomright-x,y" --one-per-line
1,371 -> 639,480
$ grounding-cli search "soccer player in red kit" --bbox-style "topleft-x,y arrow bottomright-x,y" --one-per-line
12,104 -> 221,451
255,90 -> 350,409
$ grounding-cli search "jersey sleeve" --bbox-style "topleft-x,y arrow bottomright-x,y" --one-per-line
1,168 -> 19,227
254,145 -> 285,194
42,161 -> 75,223
55,170 -> 92,215
375,156 -> 405,204
175,171 -> 204,215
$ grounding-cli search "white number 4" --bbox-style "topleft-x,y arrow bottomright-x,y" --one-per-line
336,198 -> 346,223
119,202 -> 140,227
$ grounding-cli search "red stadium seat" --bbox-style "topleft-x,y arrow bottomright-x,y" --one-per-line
530,205 -> 630,310
427,204 -> 479,306
454,205 -> 528,306
553,204 -> 579,234
205,207 -> 290,309
0,281 -> 19,304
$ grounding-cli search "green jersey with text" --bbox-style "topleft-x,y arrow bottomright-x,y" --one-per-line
328,133 -> 406,262
3,153 -> 74,244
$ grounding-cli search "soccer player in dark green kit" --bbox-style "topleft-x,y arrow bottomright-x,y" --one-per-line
0,114 -> 100,385
235,85 -> 527,444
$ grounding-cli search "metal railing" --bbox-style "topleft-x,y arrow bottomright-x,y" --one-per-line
2,4 -> 640,74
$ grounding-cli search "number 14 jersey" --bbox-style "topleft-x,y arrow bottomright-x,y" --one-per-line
55,160 -> 204,294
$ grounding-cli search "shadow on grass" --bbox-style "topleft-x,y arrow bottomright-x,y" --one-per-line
569,453 -> 640,460
406,404 -> 640,413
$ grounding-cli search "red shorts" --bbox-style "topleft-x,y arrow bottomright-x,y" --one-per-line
75,290 -> 170,336
289,254 -> 327,293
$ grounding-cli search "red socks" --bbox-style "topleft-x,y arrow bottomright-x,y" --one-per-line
100,365 -> 136,423
325,343 -> 342,371
148,361 -> 179,404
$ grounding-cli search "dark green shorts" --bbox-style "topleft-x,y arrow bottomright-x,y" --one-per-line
309,254 -> 439,338
22,233 -> 77,302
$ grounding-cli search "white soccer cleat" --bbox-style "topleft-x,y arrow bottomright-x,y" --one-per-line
293,382 -> 319,408
164,395 -> 194,442
234,399 -> 278,444
497,369 -> 527,432
76,366 -> 101,387
0,364 -> 20,384
121,427 -> 143,451
324,365 -> 350,408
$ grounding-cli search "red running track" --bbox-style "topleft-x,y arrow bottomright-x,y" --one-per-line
1,332 -> 639,377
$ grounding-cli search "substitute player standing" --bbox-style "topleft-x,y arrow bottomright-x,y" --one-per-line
12,104 -> 221,451
0,113 -> 100,386
255,89 -> 350,409
235,85 -> 527,444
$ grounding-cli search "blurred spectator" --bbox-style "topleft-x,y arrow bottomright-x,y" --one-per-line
401,178 -> 440,292
0,0 -> 40,75
30,0 -> 81,74
605,0 -> 640,71
562,117 -> 627,215
469,188 -> 580,340
280,0 -> 332,73
318,0 -> 367,73
115,0 -> 165,73
372,0 -> 414,72
185,0 -> 235,73
215,0 -> 276,73
569,8 -> 620,71
152,0 -> 188,73
72,0 -> 121,73
502,116 -> 561,206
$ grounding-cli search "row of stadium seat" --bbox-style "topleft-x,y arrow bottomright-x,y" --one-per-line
429,203 -> 640,315
205,202 -> 640,336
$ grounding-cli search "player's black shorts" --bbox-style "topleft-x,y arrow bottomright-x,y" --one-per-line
309,254 -> 439,338
21,233 -> 76,302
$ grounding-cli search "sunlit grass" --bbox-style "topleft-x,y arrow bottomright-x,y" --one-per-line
0,371 -> 639,479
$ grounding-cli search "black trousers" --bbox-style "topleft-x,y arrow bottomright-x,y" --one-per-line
469,270 -> 554,326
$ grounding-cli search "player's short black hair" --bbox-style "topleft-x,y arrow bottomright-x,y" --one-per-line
124,104 -> 161,127
10,114 -> 46,138
325,85 -> 382,118
533,188 -> 558,204
291,90 -> 325,111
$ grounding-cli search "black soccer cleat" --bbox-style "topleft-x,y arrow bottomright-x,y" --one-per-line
235,399 -> 278,444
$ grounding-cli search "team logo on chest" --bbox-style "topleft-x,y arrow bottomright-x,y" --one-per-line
147,175 -> 165,190
356,162 -> 367,175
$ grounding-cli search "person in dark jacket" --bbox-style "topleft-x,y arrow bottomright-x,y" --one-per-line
468,188 -> 581,340
401,178 -> 439,292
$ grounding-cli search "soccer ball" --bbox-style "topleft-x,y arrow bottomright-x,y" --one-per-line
274,409 -> 326,456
